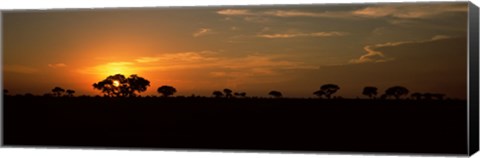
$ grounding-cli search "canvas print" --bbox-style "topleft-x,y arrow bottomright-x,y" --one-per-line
2,2 -> 478,155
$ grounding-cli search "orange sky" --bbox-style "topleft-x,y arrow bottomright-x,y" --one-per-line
2,2 -> 469,99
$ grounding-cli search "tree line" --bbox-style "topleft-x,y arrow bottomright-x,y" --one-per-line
3,74 -> 447,100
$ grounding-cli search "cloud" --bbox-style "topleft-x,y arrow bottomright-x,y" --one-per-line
243,16 -> 271,23
135,57 -> 160,63
217,9 -> 351,19
349,35 -> 454,64
48,63 -> 67,68
153,51 -> 218,63
111,51 -> 221,72
217,4 -> 467,22
4,65 -> 38,74
230,26 -> 239,31
206,54 -> 318,88
193,28 -> 212,37
263,10 -> 351,18
79,51 -> 319,91
222,54 -> 317,70
133,51 -> 316,72
217,9 -> 253,16
257,31 -> 348,39
80,50 -> 317,81
352,4 -> 467,19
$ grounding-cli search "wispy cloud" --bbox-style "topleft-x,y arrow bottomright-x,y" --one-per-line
206,54 -> 318,87
134,52 -> 316,72
258,31 -> 348,39
217,9 -> 351,19
217,9 -> 253,16
193,28 -> 212,37
217,4 -> 467,22
77,50 -> 319,91
48,63 -> 67,68
349,35 -> 453,64
263,10 -> 351,18
243,16 -> 271,23
135,57 -> 160,63
147,52 -> 218,70
352,4 -> 467,19
4,65 -> 38,74
79,51 -> 317,81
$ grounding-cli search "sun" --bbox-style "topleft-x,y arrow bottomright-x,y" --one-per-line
112,80 -> 120,87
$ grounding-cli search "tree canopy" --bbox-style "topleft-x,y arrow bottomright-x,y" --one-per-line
212,91 -> 224,98
268,91 -> 283,98
157,85 -> 177,97
385,86 -> 409,99
93,74 -> 150,97
319,84 -> 340,99
52,87 -> 65,97
362,86 -> 378,99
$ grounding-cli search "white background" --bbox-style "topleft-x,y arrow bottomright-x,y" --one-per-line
0,0 -> 479,158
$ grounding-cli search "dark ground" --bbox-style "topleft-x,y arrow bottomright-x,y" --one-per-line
3,96 -> 468,155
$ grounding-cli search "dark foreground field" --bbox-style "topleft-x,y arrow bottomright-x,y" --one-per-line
3,96 -> 467,155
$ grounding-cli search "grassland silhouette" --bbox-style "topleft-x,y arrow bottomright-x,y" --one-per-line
3,73 -> 467,154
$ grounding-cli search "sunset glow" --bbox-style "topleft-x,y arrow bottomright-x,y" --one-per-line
2,3 -> 468,99
112,80 -> 120,87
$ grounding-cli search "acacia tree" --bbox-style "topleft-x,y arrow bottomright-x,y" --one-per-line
313,90 -> 325,98
362,86 -> 378,99
212,91 -> 224,98
126,74 -> 150,97
157,85 -> 177,97
268,91 -> 282,98
223,88 -> 233,98
66,89 -> 75,97
320,84 -> 340,99
93,74 -> 150,97
385,86 -> 409,100
52,87 -> 65,97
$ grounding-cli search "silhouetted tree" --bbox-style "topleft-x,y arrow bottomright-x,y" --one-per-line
411,92 -> 422,100
93,74 -> 125,97
223,88 -> 233,98
313,90 -> 325,98
385,86 -> 409,100
320,84 -> 340,99
212,91 -> 224,98
268,91 -> 282,98
126,74 -> 150,97
52,87 -> 65,97
93,74 -> 150,97
234,92 -> 247,97
66,89 -> 75,97
157,85 -> 177,97
362,86 -> 378,99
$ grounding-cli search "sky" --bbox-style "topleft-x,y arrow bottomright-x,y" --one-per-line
2,2 -> 469,99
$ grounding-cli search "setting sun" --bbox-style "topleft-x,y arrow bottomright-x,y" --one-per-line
113,80 -> 120,87
2,3 -> 469,99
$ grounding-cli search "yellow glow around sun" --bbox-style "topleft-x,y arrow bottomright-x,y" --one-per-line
83,62 -> 138,79
112,80 -> 120,87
